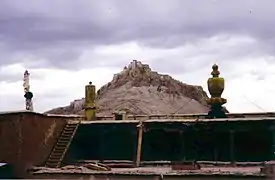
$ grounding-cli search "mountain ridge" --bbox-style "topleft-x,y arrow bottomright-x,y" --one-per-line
45,60 -> 212,116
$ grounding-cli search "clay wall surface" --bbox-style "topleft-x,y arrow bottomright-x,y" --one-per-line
0,111 -> 67,177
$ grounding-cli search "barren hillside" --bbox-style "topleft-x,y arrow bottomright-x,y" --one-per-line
45,60 -> 211,116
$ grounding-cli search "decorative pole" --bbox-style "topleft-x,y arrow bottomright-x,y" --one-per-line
23,70 -> 34,111
135,121 -> 144,167
84,82 -> 96,120
206,64 -> 227,118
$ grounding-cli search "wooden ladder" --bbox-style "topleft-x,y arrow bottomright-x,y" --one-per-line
45,121 -> 79,168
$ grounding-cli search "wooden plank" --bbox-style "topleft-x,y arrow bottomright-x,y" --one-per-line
135,122 -> 144,167
230,130 -> 235,165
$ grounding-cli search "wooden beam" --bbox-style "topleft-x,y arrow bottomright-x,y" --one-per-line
180,131 -> 186,161
230,130 -> 235,165
99,126 -> 105,162
272,125 -> 275,160
79,117 -> 275,125
135,121 -> 144,167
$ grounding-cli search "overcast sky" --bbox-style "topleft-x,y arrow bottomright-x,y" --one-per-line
1,0 -> 275,113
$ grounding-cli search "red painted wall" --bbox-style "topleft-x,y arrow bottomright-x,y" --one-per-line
0,111 -> 67,177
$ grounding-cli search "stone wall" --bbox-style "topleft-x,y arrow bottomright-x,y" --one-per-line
0,111 -> 68,178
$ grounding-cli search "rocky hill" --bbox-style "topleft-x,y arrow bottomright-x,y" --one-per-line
45,60 -> 211,116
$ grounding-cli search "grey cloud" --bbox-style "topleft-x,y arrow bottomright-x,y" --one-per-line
254,74 -> 266,81
0,72 -> 23,83
149,37 -> 269,75
0,67 -> 44,83
0,0 -> 275,69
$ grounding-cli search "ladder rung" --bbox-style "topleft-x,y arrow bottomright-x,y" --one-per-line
62,134 -> 74,137
55,144 -> 67,147
62,131 -> 74,134
52,149 -> 66,153
48,156 -> 61,160
54,147 -> 67,151
65,126 -> 76,129
49,155 -> 62,158
51,149 -> 64,153
60,136 -> 73,139
63,129 -> 75,132
66,126 -> 77,129
56,143 -> 68,147
59,137 -> 71,140
47,158 -> 61,162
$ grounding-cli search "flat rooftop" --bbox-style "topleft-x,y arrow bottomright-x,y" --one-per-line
1,110 -> 275,123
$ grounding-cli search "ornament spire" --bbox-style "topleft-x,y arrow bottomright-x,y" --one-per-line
84,81 -> 96,120
206,64 -> 227,118
23,70 -> 34,111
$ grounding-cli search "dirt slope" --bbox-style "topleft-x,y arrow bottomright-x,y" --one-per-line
45,60 -> 211,116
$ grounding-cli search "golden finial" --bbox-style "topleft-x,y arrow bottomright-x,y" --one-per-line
206,63 -> 227,119
211,64 -> 220,77
85,81 -> 96,120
